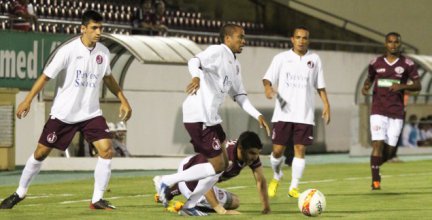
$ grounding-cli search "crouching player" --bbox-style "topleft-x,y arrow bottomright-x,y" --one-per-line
154,131 -> 270,216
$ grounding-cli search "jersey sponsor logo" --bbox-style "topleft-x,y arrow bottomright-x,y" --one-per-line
376,68 -> 386,73
395,66 -> 404,75
47,132 -> 57,143
96,55 -> 103,64
212,137 -> 221,150
76,56 -> 83,60
307,61 -> 314,68
75,70 -> 98,88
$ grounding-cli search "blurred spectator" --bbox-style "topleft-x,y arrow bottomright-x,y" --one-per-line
112,121 -> 132,157
418,117 -> 432,146
138,0 -> 154,30
134,0 -> 166,34
154,0 -> 167,32
10,0 -> 37,32
401,114 -> 419,148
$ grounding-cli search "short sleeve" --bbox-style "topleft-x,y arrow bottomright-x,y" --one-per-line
368,58 -> 377,82
195,45 -> 222,73
406,58 -> 420,80
316,56 -> 326,89
43,47 -> 68,79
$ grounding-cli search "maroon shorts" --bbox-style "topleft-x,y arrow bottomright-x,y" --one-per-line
272,121 -> 313,146
184,122 -> 226,158
38,116 -> 112,151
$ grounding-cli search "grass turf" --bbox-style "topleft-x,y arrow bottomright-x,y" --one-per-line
0,159 -> 431,219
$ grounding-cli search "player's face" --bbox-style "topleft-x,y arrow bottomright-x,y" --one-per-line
385,35 -> 401,55
81,20 -> 103,45
225,27 -> 246,54
240,147 -> 261,166
291,29 -> 310,55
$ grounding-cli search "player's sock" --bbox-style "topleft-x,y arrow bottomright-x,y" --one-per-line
162,162 -> 216,187
92,157 -> 112,204
16,154 -> 42,198
290,157 -> 305,190
183,173 -> 221,209
370,156 -> 382,182
270,153 -> 285,180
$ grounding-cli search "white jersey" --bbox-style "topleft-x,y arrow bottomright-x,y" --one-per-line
183,44 -> 246,126
263,49 -> 325,125
43,37 -> 111,123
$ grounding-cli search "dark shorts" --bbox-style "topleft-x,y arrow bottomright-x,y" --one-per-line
38,116 -> 112,151
272,121 -> 313,146
184,122 -> 226,158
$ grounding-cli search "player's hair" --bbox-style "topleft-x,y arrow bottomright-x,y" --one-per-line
219,23 -> 243,43
292,25 -> 309,36
237,131 -> 263,150
385,32 -> 401,40
82,10 -> 103,26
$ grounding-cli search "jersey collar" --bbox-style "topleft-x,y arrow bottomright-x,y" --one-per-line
221,44 -> 237,60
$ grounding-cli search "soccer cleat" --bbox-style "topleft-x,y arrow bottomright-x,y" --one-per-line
0,193 -> 24,209
288,187 -> 300,198
178,207 -> 208,216
166,200 -> 184,213
267,179 -> 280,198
371,181 -> 381,190
153,176 -> 171,207
89,199 -> 116,210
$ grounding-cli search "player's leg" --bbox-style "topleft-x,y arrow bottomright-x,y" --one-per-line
384,118 -> 404,164
268,122 -> 290,197
288,123 -> 313,198
196,187 -> 240,214
369,115 -> 388,190
156,123 -> 226,206
0,144 -> 52,209
82,116 -> 115,210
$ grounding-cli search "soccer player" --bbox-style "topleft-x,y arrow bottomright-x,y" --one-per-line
263,26 -> 331,198
362,32 -> 421,190
0,10 -> 132,210
153,23 -> 271,216
156,131 -> 270,216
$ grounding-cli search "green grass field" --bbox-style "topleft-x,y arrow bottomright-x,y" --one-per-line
0,159 -> 431,220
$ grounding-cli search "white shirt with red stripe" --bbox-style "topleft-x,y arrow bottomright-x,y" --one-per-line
43,37 -> 111,123
263,49 -> 326,125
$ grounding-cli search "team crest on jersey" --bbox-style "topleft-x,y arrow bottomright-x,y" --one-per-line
307,61 -> 314,68
395,66 -> 404,74
212,137 -> 221,150
217,189 -> 225,200
96,55 -> 103,64
47,132 -> 57,143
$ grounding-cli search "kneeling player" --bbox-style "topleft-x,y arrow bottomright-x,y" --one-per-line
154,131 -> 271,215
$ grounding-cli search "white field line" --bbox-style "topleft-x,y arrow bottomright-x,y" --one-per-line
9,171 -> 431,206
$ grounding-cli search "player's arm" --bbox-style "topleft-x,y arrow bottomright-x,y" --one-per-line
204,188 -> 240,215
16,74 -> 51,119
262,79 -> 274,99
252,166 -> 271,214
389,78 -> 421,92
103,75 -> 132,121
185,57 -> 202,95
317,88 -> 331,125
234,94 -> 271,136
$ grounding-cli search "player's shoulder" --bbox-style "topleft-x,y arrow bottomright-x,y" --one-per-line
400,55 -> 415,66
305,50 -> 322,61
369,55 -> 383,65
96,42 -> 110,54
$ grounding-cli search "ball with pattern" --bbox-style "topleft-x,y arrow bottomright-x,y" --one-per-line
298,189 -> 326,217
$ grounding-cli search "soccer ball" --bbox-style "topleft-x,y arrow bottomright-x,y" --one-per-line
298,189 -> 326,217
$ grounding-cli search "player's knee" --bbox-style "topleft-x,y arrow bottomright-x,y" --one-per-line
98,147 -> 114,159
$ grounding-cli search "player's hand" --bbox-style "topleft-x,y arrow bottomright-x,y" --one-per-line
361,85 -> 370,96
186,77 -> 200,95
264,86 -> 274,99
389,83 -> 403,92
322,104 -> 330,125
16,101 -> 31,119
261,207 -> 271,214
258,115 -> 271,137
119,102 -> 132,121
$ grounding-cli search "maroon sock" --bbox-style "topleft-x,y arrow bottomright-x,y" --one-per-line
370,156 -> 382,182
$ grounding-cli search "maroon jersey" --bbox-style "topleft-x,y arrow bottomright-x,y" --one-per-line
182,140 -> 262,191
368,55 -> 419,119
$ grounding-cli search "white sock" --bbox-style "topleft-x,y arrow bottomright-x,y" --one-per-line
183,173 -> 221,209
270,153 -> 285,180
162,162 -> 216,187
290,157 -> 305,190
16,154 -> 43,198
92,157 -> 112,203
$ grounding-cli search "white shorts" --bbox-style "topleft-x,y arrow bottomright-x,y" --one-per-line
370,114 -> 403,146
178,157 -> 233,209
